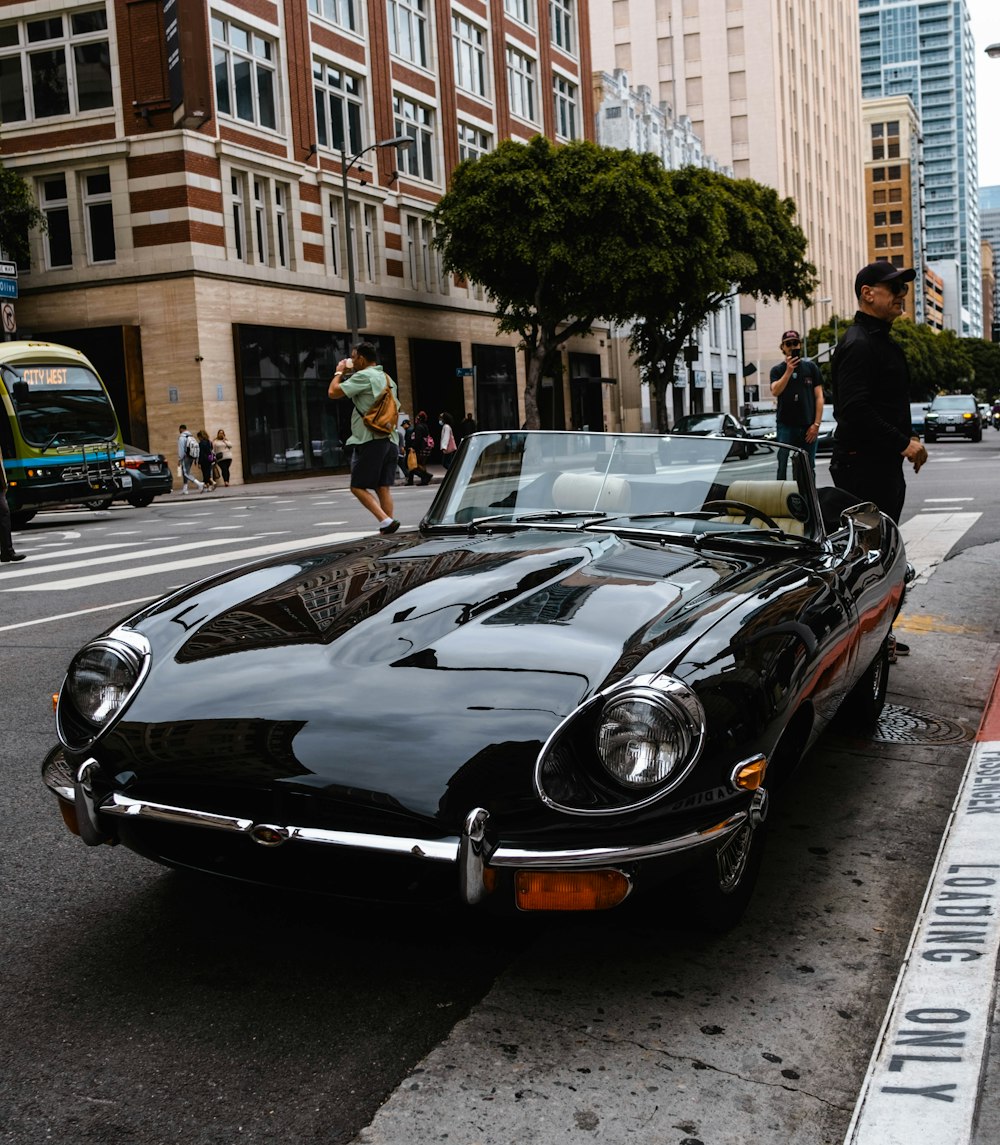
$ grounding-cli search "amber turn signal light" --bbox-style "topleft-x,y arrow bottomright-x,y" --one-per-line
514,869 -> 630,911
52,692 -> 59,714
733,755 -> 768,791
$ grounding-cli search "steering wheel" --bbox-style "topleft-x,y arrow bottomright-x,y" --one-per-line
701,499 -> 780,530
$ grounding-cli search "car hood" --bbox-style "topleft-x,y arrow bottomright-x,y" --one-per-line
100,530 -> 768,822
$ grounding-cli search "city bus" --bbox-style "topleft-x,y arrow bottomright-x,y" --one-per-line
0,340 -> 127,526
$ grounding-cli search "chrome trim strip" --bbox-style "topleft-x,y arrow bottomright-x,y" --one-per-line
91,793 -> 746,873
74,759 -> 109,846
100,792 -> 461,862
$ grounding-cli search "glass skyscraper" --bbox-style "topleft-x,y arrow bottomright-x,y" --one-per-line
859,0 -> 981,335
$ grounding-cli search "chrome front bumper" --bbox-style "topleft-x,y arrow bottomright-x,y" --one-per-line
46,756 -> 767,906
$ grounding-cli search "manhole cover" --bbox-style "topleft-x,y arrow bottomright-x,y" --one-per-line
872,704 -> 973,745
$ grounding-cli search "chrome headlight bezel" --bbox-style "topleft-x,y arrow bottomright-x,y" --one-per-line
534,673 -> 707,816
56,627 -> 151,750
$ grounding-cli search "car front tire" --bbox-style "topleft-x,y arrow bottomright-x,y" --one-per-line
683,819 -> 767,933
127,495 -> 153,508
838,637 -> 890,731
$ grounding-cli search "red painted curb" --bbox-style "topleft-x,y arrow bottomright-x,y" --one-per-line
976,661 -> 1000,742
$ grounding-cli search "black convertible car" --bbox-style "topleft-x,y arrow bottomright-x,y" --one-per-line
42,431 -> 907,928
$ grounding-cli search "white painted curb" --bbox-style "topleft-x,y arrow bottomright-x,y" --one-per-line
845,740 -> 1000,1143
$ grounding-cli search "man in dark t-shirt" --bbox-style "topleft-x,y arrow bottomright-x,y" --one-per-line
769,329 -> 824,478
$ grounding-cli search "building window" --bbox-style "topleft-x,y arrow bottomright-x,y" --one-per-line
393,94 -> 435,181
212,15 -> 277,131
230,173 -> 247,261
874,234 -> 888,249
506,46 -> 536,122
890,232 -> 903,247
887,165 -> 901,180
405,214 -> 437,289
886,120 -> 898,135
82,169 -> 115,263
887,141 -> 900,158
872,167 -> 885,182
504,0 -> 533,26
889,210 -> 902,225
873,189 -> 887,204
872,142 -> 884,160
553,74 -> 577,140
387,0 -> 428,68
327,195 -> 341,274
253,179 -> 269,264
308,0 -> 357,33
275,183 -> 289,268
874,211 -> 886,227
363,204 -> 376,280
550,0 -> 574,53
40,175 -> 72,268
457,121 -> 491,160
452,15 -> 487,97
889,187 -> 903,202
870,122 -> 884,138
313,60 -> 363,154
0,9 -> 112,123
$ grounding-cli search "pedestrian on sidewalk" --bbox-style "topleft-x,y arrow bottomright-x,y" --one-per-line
197,430 -> 216,491
177,424 -> 204,494
327,342 -> 400,534
831,261 -> 928,660
213,429 -> 234,486
0,449 -> 26,562
769,330 -> 823,478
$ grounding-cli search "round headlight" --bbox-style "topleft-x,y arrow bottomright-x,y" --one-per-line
62,632 -> 149,735
597,695 -> 691,787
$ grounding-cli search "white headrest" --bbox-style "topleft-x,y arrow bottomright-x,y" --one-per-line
551,472 -> 631,512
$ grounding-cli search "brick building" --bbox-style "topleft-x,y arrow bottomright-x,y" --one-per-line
0,0 -> 601,482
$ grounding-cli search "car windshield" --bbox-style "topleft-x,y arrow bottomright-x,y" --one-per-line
426,431 -> 822,543
0,362 -> 118,446
930,396 -> 974,410
744,412 -> 776,430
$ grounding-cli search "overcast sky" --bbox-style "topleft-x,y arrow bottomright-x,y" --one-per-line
969,0 -> 1000,188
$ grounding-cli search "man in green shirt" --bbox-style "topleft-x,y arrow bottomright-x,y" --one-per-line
328,342 -> 400,533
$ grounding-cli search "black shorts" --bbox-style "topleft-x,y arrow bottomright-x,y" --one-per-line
350,438 -> 398,490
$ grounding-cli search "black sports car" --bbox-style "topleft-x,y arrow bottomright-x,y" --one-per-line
42,431 -> 907,928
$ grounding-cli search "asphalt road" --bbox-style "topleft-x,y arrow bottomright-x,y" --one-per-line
3,439 -> 1000,1145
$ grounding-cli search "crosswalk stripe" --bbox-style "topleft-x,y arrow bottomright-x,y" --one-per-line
3,530 -> 367,592
899,511 -> 980,585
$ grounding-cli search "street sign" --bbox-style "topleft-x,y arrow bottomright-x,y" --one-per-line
1,301 -> 15,334
0,261 -> 16,278
456,366 -> 474,376
0,278 -> 17,299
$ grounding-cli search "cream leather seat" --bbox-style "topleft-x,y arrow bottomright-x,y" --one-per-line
551,472 -> 631,512
711,479 -> 807,536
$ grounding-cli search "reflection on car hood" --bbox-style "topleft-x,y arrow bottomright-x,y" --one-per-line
106,531 -> 766,821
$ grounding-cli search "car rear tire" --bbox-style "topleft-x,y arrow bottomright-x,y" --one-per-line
973,429 -> 983,443
838,636 -> 890,732
11,510 -> 35,528
127,495 -> 153,508
683,819 -> 767,933
84,496 -> 114,511
924,432 -> 936,443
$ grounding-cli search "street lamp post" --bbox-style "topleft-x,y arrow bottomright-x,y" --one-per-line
340,135 -> 413,346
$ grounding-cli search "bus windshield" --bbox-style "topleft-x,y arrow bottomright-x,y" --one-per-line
1,362 -> 119,447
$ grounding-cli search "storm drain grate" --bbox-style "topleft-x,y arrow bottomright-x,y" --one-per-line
872,704 -> 973,745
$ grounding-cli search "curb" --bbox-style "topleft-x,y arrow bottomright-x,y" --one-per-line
844,663 -> 1000,1143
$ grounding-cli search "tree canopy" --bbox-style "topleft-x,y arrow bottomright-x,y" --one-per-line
432,136 -> 816,429
0,164 -> 44,267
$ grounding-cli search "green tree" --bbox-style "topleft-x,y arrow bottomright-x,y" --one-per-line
0,164 -> 44,267
959,337 -> 1000,399
431,136 -> 692,428
629,168 -> 816,429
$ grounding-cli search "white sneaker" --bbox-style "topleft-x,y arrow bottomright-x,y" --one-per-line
182,485 -> 189,494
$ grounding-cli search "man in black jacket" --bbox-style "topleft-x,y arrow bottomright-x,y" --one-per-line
830,262 -> 927,524
831,261 -> 927,661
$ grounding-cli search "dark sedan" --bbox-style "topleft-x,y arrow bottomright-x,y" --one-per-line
743,410 -> 777,441
672,412 -> 749,438
116,443 -> 173,507
815,407 -> 837,454
43,431 -> 907,931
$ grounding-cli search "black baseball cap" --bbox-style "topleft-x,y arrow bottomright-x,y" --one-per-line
854,262 -> 916,298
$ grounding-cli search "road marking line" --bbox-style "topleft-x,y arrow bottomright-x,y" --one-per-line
0,533 -> 290,581
3,530 -> 366,591
0,593 -> 165,632
899,512 -> 980,585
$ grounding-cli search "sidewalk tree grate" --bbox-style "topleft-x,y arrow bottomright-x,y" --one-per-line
871,703 -> 972,745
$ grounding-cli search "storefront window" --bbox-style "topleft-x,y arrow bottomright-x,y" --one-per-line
236,324 -> 398,477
